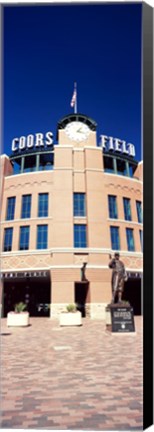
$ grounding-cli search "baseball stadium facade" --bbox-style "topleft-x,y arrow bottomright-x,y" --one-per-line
0,113 -> 143,319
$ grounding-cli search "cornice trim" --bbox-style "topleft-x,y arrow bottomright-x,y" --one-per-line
1,217 -> 53,224
107,218 -> 143,226
4,171 -> 54,180
1,248 -> 143,257
0,265 -> 143,272
104,172 -> 142,184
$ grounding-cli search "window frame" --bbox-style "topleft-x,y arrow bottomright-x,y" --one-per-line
123,197 -> 132,221
6,197 -> 16,221
74,224 -> 87,248
38,193 -> 49,217
73,193 -> 86,217
110,226 -> 120,250
139,229 -> 143,251
36,224 -> 48,249
108,195 -> 118,219
19,226 -> 30,251
136,200 -> 143,223
21,194 -> 32,219
3,227 -> 13,252
126,228 -> 135,251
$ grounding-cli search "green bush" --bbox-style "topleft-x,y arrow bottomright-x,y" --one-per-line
66,303 -> 76,313
14,302 -> 27,313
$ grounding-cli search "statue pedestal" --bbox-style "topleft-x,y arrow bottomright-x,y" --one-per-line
106,303 -> 135,333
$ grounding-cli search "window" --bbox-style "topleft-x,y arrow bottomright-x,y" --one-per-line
108,195 -> 118,219
24,155 -> 36,172
19,226 -> 30,250
129,163 -> 137,178
74,225 -> 87,248
38,193 -> 48,217
12,158 -> 22,174
126,228 -> 135,251
117,159 -> 127,176
39,153 -> 54,171
37,225 -> 48,249
21,195 -> 31,219
103,156 -> 114,173
139,230 -> 143,251
110,226 -> 120,250
123,198 -> 132,221
6,197 -> 16,220
74,193 -> 86,217
3,228 -> 13,252
136,201 -> 143,223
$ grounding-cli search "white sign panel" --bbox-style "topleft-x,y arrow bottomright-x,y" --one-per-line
100,135 -> 136,157
12,131 -> 53,152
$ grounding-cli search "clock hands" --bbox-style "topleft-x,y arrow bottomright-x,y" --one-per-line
77,127 -> 84,133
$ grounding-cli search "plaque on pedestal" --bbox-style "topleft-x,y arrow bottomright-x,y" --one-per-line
110,304 -> 135,333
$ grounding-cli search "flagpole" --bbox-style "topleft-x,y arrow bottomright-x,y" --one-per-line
74,82 -> 77,114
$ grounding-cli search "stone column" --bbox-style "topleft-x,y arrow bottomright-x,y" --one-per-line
113,158 -> 117,174
125,161 -> 130,177
21,157 -> 25,173
36,154 -> 40,171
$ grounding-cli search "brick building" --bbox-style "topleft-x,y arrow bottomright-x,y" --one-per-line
0,113 -> 143,318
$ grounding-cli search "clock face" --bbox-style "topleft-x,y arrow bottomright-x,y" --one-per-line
65,121 -> 90,142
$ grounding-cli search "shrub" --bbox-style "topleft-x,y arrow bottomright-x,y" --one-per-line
66,303 -> 77,313
14,302 -> 27,313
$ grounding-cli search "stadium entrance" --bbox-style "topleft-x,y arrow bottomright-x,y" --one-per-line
124,273 -> 142,315
2,271 -> 51,317
75,281 -> 90,317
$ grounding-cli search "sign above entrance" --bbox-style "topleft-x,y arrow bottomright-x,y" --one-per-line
100,135 -> 136,157
127,272 -> 142,279
1,271 -> 48,279
12,132 -> 54,152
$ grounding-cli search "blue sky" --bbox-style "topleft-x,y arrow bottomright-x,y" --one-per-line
3,3 -> 142,160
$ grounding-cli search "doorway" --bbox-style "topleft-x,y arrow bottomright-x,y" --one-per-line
124,277 -> 141,315
3,272 -> 51,317
75,282 -> 90,317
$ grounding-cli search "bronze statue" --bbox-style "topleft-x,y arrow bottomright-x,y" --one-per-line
81,262 -> 87,282
109,253 -> 127,304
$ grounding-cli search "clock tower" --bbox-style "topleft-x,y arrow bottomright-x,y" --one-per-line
57,114 -> 97,147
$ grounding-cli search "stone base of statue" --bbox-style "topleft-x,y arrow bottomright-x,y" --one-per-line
106,302 -> 135,333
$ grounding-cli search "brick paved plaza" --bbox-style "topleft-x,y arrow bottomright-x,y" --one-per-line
0,317 -> 143,430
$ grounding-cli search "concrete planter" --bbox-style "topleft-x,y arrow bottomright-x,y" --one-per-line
7,312 -> 30,327
59,311 -> 82,326
105,306 -> 111,326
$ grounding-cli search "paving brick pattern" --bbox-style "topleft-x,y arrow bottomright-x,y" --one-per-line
0,317 -> 143,430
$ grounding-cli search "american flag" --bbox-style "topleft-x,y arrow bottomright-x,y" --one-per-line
70,88 -> 77,107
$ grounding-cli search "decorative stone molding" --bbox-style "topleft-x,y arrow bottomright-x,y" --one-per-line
5,178 -> 53,191
90,303 -> 107,320
1,254 -> 51,270
49,303 -> 68,319
50,303 -> 107,320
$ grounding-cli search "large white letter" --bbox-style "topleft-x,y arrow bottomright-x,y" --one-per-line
100,135 -> 108,149
122,141 -> 129,154
12,138 -> 19,152
35,133 -> 44,147
27,134 -> 34,148
114,138 -> 122,152
108,136 -> 114,151
19,136 -> 26,150
45,131 -> 53,146
128,143 -> 136,157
